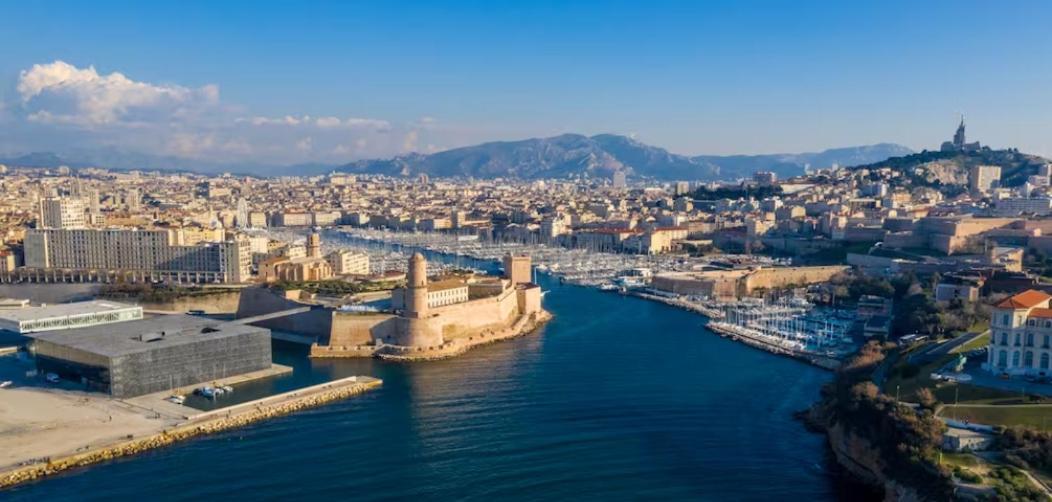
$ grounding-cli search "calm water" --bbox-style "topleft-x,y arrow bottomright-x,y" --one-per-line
6,258 -> 865,501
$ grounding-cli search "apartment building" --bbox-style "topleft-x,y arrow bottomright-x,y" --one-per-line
39,197 -> 87,229
23,228 -> 251,283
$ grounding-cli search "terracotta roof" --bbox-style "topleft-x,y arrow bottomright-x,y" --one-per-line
1028,308 -> 1052,319
997,289 -> 1052,309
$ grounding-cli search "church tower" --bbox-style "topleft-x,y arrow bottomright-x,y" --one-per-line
405,252 -> 429,318
953,116 -> 966,149
306,230 -> 321,258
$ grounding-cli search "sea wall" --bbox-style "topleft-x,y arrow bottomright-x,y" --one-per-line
135,290 -> 243,313
329,312 -> 399,346
0,377 -> 382,490
427,287 -> 520,339
312,310 -> 552,360
744,265 -> 848,292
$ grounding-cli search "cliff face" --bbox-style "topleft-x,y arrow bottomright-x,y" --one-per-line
825,422 -> 924,502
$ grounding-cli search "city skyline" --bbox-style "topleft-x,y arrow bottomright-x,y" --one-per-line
3,1 -> 1052,165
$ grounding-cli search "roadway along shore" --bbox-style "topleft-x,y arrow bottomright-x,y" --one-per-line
0,376 -> 382,490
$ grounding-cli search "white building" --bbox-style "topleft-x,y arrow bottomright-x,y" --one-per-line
39,197 -> 87,229
993,197 -> 1052,216
0,300 -> 142,334
23,228 -> 251,283
969,165 -> 1001,193
326,249 -> 370,275
985,289 -> 1052,376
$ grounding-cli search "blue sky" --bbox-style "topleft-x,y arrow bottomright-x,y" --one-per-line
2,0 -> 1051,164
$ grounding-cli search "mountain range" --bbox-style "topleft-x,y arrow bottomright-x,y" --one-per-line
1,134 -> 913,181
339,134 -> 912,181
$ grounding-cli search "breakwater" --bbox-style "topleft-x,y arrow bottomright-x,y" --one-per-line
0,376 -> 381,490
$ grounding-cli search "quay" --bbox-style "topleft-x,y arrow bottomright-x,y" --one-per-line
705,322 -> 841,370
628,290 -> 724,319
0,375 -> 382,490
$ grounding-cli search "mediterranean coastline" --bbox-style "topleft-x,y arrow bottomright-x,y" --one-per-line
2,249 -> 853,501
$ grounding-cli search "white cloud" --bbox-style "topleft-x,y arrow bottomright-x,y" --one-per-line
4,60 -> 464,164
402,130 -> 419,152
243,114 -> 390,131
315,116 -> 342,128
17,61 -> 219,126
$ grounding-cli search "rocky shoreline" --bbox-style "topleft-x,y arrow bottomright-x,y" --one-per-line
0,377 -> 382,490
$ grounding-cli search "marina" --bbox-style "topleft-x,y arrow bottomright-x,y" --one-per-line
316,228 -> 857,367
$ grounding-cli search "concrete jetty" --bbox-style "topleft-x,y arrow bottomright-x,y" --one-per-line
705,322 -> 841,370
0,375 -> 382,490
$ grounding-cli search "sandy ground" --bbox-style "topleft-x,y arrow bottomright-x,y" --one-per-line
0,387 -> 174,470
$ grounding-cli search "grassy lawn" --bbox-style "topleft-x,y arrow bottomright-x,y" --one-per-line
940,405 -> 1052,431
884,344 -> 1041,404
956,332 -> 990,353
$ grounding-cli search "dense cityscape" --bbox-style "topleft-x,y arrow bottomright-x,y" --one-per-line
4,2 -> 1052,501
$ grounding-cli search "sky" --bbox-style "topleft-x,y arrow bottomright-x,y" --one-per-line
2,0 -> 1052,166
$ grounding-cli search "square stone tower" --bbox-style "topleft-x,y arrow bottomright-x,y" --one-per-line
503,253 -> 532,286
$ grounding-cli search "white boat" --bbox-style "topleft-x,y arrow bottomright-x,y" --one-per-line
221,385 -> 234,393
196,386 -> 218,399
167,395 -> 185,405
598,283 -> 618,292
0,380 -> 12,389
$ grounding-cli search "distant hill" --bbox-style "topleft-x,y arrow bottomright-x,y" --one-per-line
1,134 -> 912,181
852,148 -> 1049,188
339,134 -> 912,181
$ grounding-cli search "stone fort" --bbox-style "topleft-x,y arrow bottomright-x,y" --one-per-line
283,252 -> 550,359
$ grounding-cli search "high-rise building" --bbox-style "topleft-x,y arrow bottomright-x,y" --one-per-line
612,170 -> 627,189
235,198 -> 250,228
969,165 -> 1001,193
674,181 -> 691,196
38,197 -> 87,229
126,188 -> 141,212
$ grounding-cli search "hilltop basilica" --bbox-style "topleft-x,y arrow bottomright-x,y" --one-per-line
940,116 -> 982,153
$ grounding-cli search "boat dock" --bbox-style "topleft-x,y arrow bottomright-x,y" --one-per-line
706,322 -> 842,370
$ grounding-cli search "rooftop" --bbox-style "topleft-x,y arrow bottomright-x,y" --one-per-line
0,300 -> 139,323
29,315 -> 268,358
997,289 -> 1052,309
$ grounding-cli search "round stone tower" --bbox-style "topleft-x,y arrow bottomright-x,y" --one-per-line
405,252 -> 429,319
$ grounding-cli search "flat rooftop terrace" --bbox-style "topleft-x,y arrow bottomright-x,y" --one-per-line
28,314 -> 267,358
0,300 -> 138,322
0,300 -> 143,334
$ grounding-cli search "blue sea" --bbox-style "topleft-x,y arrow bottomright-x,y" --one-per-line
5,256 -> 872,501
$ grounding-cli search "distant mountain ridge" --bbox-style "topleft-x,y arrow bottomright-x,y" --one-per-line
339,134 -> 913,181
1,134 -> 913,181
